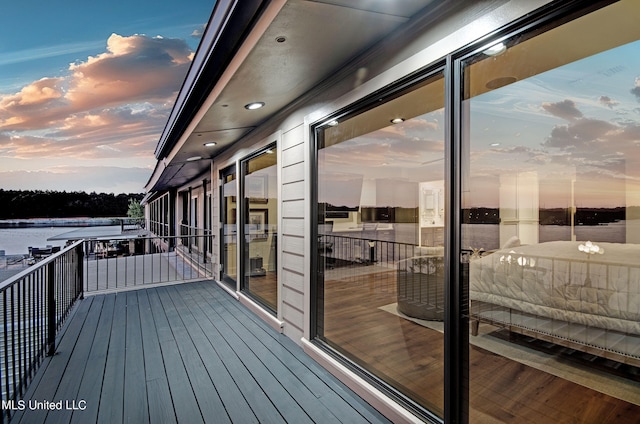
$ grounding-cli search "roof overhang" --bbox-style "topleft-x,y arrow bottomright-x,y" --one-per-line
146,0 -> 444,193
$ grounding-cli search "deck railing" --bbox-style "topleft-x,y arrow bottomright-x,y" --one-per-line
318,233 -> 420,269
83,233 -> 214,294
0,241 -> 83,422
179,224 -> 214,261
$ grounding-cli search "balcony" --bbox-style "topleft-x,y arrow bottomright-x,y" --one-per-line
0,236 -> 390,424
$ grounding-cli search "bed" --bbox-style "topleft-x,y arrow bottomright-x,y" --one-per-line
469,240 -> 640,366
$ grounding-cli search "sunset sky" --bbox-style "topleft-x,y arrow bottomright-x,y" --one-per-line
319,40 -> 640,210
0,0 -> 213,194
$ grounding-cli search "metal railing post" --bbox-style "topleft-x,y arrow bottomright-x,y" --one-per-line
77,244 -> 84,300
46,261 -> 56,356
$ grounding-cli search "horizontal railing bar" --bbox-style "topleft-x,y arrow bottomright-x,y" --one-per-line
0,240 -> 84,292
83,233 -> 215,295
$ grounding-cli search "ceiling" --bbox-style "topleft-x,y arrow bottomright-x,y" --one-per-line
467,0 -> 640,99
148,0 -> 440,192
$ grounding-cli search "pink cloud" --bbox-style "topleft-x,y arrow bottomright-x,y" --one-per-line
0,33 -> 193,161
65,34 -> 191,111
541,99 -> 583,121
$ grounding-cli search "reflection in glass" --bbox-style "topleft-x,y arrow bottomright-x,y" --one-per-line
463,1 -> 640,421
221,166 -> 237,285
317,74 -> 446,416
243,147 -> 278,312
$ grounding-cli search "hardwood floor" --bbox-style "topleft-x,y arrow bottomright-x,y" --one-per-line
246,271 -> 277,310
317,264 -> 640,423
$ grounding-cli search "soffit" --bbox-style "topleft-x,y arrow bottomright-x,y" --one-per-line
467,0 -> 640,98
155,0 -> 439,191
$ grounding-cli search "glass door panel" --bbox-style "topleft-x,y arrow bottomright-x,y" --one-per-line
242,146 -> 278,312
221,165 -> 237,286
461,1 -> 640,421
316,73 -> 446,418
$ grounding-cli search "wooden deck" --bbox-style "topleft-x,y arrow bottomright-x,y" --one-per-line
9,281 -> 390,424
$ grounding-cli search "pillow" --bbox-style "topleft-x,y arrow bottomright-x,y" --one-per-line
502,236 -> 521,249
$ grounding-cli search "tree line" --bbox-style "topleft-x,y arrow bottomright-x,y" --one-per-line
0,189 -> 145,219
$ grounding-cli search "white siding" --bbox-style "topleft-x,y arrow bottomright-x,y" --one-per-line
280,124 -> 307,343
282,162 -> 304,184
282,181 -> 305,202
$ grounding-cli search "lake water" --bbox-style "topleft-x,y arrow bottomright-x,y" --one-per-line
0,222 -> 628,257
0,227 -> 78,256
463,222 -> 626,250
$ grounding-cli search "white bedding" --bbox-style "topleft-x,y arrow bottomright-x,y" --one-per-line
469,241 -> 640,336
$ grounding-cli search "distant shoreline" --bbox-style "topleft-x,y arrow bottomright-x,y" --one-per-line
0,218 -> 127,228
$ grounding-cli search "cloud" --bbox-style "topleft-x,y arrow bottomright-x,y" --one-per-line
0,103 -> 170,161
0,165 -> 151,193
632,76 -> 640,101
1,78 -> 64,107
65,33 -> 192,111
0,33 -> 194,163
191,24 -> 206,39
543,117 -> 618,150
598,95 -> 618,108
0,40 -> 104,67
541,99 -> 583,121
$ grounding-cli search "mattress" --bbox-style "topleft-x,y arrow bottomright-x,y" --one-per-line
469,241 -> 640,336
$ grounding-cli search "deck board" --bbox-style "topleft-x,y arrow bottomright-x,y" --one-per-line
136,290 -> 176,424
155,286 -> 230,424
123,291 -> 148,424
10,281 -> 391,424
199,283 -> 383,423
47,296 -> 104,424
10,296 -> 94,424
164,287 -> 261,424
147,290 -> 204,424
97,291 -> 127,424
70,294 -> 115,424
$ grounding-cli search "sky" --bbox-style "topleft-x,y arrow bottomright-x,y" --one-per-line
320,39 -> 640,210
0,0 -> 214,194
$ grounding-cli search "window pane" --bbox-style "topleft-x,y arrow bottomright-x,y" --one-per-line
221,167 -> 237,285
463,1 -> 640,421
243,147 -> 278,311
317,74 -> 446,417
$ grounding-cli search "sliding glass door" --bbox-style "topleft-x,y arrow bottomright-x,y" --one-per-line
241,145 -> 278,312
313,1 -> 640,422
461,1 -> 640,422
220,165 -> 237,287
315,72 -> 446,418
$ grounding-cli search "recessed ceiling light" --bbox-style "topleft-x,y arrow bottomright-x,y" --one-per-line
275,36 -> 286,43
204,142 -> 217,147
244,102 -> 265,110
186,156 -> 202,162
483,42 -> 507,57
391,118 -> 405,124
327,120 -> 339,127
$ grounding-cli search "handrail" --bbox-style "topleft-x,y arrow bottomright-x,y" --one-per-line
318,233 -> 420,268
83,233 -> 214,294
0,240 -> 83,423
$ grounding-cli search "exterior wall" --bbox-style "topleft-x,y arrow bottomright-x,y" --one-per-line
280,124 -> 306,341
145,1 -> 640,421
195,0 -> 555,346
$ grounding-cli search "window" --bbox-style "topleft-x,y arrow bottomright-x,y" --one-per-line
221,165 -> 237,286
241,145 -> 278,312
313,1 -> 640,421
315,72 -> 446,418
461,0 -> 640,421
